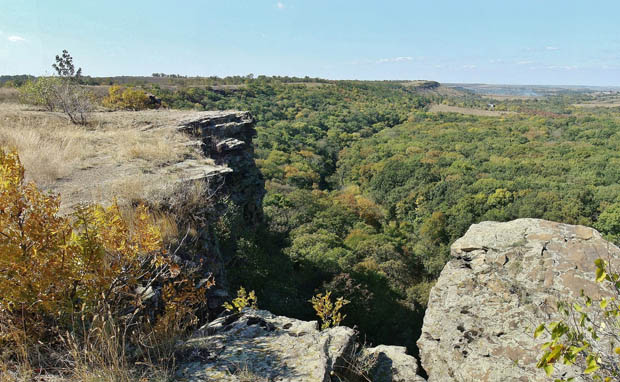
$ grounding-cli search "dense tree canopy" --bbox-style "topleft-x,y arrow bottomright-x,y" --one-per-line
131,78 -> 620,353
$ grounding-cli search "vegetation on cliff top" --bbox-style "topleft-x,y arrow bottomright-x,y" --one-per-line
5,69 -> 620,376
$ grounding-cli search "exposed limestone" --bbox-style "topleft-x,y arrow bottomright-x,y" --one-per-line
418,218 -> 620,382
175,309 -> 356,382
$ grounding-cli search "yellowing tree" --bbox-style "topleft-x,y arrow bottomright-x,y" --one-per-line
0,148 -> 200,340
103,85 -> 152,110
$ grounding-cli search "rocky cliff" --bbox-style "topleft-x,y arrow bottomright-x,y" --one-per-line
169,111 -> 265,309
418,218 -> 620,382
175,110 -> 265,225
175,218 -> 620,382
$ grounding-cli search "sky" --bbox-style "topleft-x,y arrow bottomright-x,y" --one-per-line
1,0 -> 619,86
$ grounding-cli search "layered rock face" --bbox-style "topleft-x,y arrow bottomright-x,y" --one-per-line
418,218 -> 620,382
177,111 -> 265,224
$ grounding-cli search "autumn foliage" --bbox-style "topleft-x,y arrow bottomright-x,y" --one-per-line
103,85 -> 154,110
0,148 -> 209,375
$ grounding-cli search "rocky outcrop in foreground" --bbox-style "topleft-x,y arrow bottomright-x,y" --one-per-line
176,309 -> 425,382
418,218 -> 620,382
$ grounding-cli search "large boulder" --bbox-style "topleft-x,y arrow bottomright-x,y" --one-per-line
176,309 -> 356,382
360,345 -> 426,382
418,218 -> 620,382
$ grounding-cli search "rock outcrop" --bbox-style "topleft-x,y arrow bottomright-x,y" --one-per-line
175,309 -> 425,382
418,218 -> 620,382
176,309 -> 356,382
359,345 -> 426,382
177,111 -> 265,224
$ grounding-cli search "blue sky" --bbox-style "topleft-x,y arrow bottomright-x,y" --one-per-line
1,0 -> 619,85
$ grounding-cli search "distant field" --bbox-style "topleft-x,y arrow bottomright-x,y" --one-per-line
428,104 -> 514,116
574,102 -> 620,108
574,98 -> 620,108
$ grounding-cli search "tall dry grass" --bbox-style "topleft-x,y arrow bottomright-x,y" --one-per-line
0,103 -> 202,207
0,88 -> 19,104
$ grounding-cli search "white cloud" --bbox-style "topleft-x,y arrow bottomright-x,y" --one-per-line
377,56 -> 413,63
7,35 -> 26,42
462,64 -> 477,69
546,65 -> 578,70
516,60 -> 534,65
545,46 -> 560,51
276,2 -> 285,9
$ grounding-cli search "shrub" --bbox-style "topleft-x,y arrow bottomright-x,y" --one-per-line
103,85 -> 152,111
18,51 -> 93,125
223,287 -> 258,312
310,291 -> 350,330
18,77 -> 60,111
54,80 -> 94,125
535,258 -> 620,381
0,148 -> 210,377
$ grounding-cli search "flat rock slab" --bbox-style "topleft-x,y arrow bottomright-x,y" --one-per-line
418,218 -> 620,382
176,309 -> 355,382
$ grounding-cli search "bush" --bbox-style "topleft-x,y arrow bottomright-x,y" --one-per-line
310,291 -> 350,330
103,85 -> 153,110
0,148 -> 210,377
52,50 -> 93,125
18,77 -> 61,111
223,287 -> 258,312
54,80 -> 94,125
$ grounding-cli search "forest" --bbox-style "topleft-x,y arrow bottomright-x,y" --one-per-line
135,78 -> 620,354
4,72 -> 620,363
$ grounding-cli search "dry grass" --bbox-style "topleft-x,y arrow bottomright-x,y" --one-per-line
428,103 -> 515,116
0,103 -> 217,210
0,88 -> 20,104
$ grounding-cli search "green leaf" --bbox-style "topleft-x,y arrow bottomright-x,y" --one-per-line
600,298 -> 608,309
534,324 -> 545,339
584,363 -> 599,374
584,356 -> 599,374
546,345 -> 563,363
594,258 -> 605,268
596,267 -> 607,283
544,363 -> 554,376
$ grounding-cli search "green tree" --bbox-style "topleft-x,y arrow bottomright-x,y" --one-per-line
596,203 -> 620,244
19,77 -> 61,111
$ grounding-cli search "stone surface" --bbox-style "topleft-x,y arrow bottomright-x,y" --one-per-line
176,309 -> 356,382
418,218 -> 620,382
177,111 -> 265,224
361,345 -> 426,382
